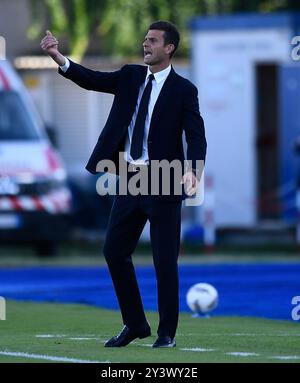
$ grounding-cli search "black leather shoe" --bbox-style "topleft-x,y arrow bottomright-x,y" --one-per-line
104,324 -> 151,347
152,336 -> 176,348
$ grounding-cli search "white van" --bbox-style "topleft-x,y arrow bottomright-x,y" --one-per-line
0,60 -> 72,255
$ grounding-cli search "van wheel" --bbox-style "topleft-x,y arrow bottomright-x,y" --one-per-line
34,241 -> 57,257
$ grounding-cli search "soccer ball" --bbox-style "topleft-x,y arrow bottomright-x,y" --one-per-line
186,283 -> 218,314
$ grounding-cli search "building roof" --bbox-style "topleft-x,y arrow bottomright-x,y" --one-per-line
189,12 -> 300,31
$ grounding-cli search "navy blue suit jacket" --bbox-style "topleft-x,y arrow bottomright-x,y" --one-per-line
59,61 -> 206,169
59,61 -> 206,199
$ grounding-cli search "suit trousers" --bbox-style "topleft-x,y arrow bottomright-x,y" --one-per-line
103,179 -> 182,339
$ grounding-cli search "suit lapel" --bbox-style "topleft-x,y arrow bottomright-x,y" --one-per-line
126,66 -> 147,124
134,66 -> 147,98
149,67 -> 178,136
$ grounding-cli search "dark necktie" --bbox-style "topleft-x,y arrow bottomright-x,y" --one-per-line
130,73 -> 155,160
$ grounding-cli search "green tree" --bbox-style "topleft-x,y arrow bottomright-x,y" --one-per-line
29,0 -> 106,61
28,0 -> 300,61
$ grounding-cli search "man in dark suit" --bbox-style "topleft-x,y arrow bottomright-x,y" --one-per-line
41,21 -> 206,348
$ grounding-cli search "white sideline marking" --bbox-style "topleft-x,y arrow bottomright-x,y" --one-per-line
0,350 -> 110,363
132,342 -> 153,347
226,352 -> 260,357
36,334 -> 66,338
36,334 -> 104,341
180,348 -> 215,352
270,356 -> 300,360
32,334 -> 300,361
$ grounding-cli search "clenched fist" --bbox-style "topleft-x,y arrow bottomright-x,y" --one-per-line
40,30 -> 59,56
40,30 -> 66,66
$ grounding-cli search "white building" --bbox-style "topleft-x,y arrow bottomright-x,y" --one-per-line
190,12 -> 300,229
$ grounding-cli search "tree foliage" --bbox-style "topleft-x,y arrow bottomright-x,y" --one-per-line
28,0 -> 300,61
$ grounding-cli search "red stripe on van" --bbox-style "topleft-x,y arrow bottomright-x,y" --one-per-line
32,196 -> 44,211
45,147 -> 61,171
0,68 -> 10,90
10,196 -> 23,210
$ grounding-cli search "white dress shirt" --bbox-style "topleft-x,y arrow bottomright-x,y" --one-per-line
60,59 -> 171,165
60,58 -> 70,72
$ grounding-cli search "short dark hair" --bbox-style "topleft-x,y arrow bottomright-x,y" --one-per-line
148,21 -> 180,58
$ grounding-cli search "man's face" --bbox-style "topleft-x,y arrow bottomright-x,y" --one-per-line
143,29 -> 173,65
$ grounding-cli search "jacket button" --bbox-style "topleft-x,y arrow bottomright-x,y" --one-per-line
148,140 -> 152,144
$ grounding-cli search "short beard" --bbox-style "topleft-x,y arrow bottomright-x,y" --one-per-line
144,56 -> 161,66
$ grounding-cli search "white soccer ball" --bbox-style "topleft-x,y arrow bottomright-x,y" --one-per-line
186,283 -> 218,314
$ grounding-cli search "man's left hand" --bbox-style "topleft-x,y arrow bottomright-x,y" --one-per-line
180,171 -> 198,196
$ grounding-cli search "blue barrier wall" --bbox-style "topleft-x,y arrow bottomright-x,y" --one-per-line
0,263 -> 299,321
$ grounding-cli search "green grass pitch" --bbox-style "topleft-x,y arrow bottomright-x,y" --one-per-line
0,300 -> 299,363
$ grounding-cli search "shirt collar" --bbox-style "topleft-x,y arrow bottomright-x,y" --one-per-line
146,65 -> 171,84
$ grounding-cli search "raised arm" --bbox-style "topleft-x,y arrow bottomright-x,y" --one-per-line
40,30 -> 121,94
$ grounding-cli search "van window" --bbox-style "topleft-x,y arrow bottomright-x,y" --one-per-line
0,91 -> 40,140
